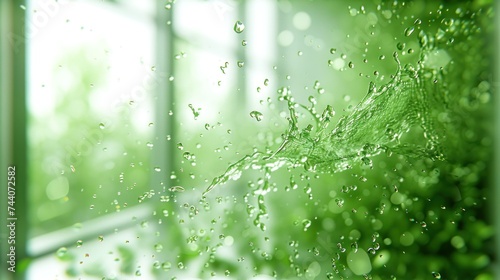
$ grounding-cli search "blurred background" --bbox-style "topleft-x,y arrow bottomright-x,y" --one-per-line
0,0 -> 497,279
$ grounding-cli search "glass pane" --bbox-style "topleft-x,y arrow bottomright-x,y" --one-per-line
170,1 -> 496,279
28,0 -> 155,235
26,0 -> 495,279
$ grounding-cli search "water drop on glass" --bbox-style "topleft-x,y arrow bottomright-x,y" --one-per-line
154,243 -> 163,252
404,26 -> 415,37
397,42 -> 406,50
234,21 -> 245,33
162,262 -> 172,271
56,247 -> 68,258
169,186 -> 185,192
183,152 -> 193,160
250,111 -> 263,121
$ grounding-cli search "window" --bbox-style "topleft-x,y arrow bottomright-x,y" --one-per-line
1,0 -> 497,279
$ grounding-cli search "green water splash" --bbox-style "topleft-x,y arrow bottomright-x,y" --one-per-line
203,46 -> 451,195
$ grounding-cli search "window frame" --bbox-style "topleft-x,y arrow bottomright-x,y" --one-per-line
0,0 -> 174,279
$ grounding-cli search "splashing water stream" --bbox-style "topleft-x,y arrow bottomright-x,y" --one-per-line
204,46 -> 449,195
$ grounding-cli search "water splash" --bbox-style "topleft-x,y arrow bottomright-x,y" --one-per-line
203,44 -> 449,195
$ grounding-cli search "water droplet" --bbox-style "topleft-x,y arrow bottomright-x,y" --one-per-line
432,272 -> 441,279
304,184 -> 312,194
361,157 -> 372,166
76,240 -> 83,248
154,243 -> 163,252
404,26 -> 415,37
98,235 -> 104,242
99,123 -> 105,129
241,40 -> 247,46
234,21 -> 245,33
188,104 -> 200,120
177,143 -> 184,150
183,152 -> 194,160
237,61 -> 244,68
302,219 -> 312,231
177,262 -> 185,269
250,111 -> 263,121
264,79 -> 270,86
150,66 -> 156,71
297,51 -> 303,56
146,142 -> 154,149
56,247 -> 68,258
154,167 -> 161,172
379,55 -> 386,60
169,186 -> 184,192
348,61 -> 354,68
70,165 -> 76,173
335,198 -> 344,207
330,48 -> 337,54
351,242 -> 359,253
165,3 -> 172,9
162,262 -> 172,271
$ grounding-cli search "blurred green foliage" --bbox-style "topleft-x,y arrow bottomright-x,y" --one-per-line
29,46 -> 152,235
